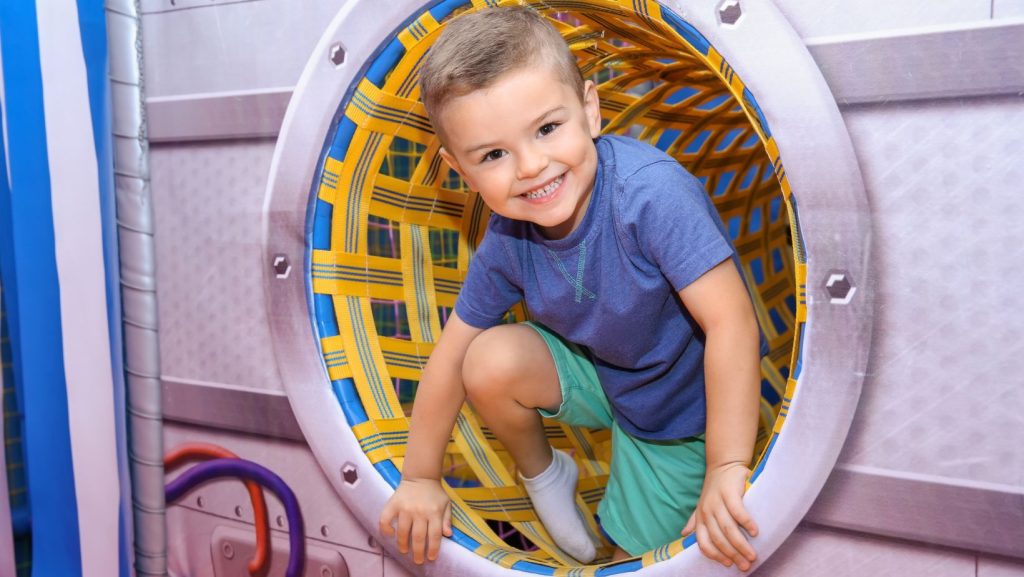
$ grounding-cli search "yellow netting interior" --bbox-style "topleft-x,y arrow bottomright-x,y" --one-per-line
311,0 -> 805,572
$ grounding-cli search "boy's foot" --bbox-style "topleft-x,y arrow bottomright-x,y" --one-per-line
521,449 -> 597,563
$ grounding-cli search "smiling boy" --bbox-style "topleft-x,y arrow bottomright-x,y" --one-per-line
379,6 -> 762,570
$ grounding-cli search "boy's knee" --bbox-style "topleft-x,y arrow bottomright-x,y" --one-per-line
462,324 -> 532,396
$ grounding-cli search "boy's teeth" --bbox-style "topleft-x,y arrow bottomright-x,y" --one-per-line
525,175 -> 563,199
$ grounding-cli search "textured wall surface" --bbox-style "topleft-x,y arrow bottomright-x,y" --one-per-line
150,140 -> 282,391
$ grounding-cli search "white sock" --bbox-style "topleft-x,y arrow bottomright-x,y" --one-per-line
520,449 -> 596,563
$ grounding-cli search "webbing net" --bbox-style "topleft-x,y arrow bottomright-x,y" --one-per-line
310,0 -> 807,572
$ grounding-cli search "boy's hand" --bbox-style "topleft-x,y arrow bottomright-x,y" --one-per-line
682,462 -> 759,571
379,478 -> 453,564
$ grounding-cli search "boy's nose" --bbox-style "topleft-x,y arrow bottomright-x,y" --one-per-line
515,146 -> 548,180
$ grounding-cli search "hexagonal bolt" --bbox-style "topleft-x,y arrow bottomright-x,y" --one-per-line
825,271 -> 857,305
717,0 -> 742,26
273,254 -> 292,279
341,462 -> 359,487
329,43 -> 346,67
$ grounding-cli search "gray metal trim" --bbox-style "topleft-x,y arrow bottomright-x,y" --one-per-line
144,20 -> 1024,143
147,88 -> 292,143
807,464 -> 1024,559
106,1 -> 168,575
161,377 -> 305,441
807,19 -> 1024,105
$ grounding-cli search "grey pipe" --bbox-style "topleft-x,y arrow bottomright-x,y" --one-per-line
105,1 -> 168,576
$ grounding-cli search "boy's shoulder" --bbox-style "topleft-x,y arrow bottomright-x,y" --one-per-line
598,135 -> 704,208
598,136 -> 714,239
598,134 -> 686,181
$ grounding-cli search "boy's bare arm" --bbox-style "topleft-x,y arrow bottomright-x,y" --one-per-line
379,311 -> 484,564
678,259 -> 761,571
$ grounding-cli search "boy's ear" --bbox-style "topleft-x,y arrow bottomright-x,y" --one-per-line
438,146 -> 461,175
582,80 -> 601,138
439,147 -> 474,190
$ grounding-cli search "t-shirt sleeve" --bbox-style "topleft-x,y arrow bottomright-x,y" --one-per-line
454,223 -> 524,329
617,161 -> 735,292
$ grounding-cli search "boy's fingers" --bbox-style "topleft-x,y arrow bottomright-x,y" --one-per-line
411,520 -> 428,564
681,512 -> 696,537
724,492 -> 759,538
427,520 -> 442,561
396,514 -> 412,554
695,523 -> 730,567
715,511 -> 755,568
443,502 -> 453,537
705,516 -> 742,569
379,508 -> 396,537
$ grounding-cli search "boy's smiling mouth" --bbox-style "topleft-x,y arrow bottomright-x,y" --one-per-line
522,174 -> 564,201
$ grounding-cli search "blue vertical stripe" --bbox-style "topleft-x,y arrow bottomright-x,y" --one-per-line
75,0 -> 133,574
0,2 -> 83,575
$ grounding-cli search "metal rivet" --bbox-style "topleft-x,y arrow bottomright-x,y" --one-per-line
321,566 -> 334,577
320,525 -> 330,538
825,270 -> 857,305
196,496 -> 205,509
234,505 -> 244,518
273,255 -> 291,279
368,536 -> 377,549
717,0 -> 742,25
221,542 -> 235,560
276,515 -> 286,528
329,43 -> 346,67
341,462 -> 359,487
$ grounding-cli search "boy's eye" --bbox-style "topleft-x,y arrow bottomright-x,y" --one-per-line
481,149 -> 506,162
538,122 -> 559,136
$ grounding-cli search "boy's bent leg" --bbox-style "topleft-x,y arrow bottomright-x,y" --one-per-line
462,324 -> 596,562
462,324 -> 562,476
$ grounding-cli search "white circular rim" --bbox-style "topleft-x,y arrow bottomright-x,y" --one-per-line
262,1 -> 872,574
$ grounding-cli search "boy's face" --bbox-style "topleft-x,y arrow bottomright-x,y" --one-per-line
438,65 -> 602,239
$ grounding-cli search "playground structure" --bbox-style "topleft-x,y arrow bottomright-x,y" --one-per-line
0,1 -> 1022,576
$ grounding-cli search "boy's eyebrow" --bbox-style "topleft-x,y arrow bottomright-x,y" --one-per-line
460,105 -> 568,155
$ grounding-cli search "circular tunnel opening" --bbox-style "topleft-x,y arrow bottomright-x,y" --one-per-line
305,0 -> 801,570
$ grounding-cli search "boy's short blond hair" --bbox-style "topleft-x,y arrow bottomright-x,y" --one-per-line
419,6 -> 585,136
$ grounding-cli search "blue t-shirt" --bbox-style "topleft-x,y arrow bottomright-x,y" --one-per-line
455,135 -> 739,440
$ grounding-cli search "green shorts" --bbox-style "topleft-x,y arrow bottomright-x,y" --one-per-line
525,322 -> 706,556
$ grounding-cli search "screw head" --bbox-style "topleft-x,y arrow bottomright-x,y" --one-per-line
341,462 -> 359,487
329,43 -> 346,67
273,255 -> 291,279
221,542 -> 235,560
717,0 -> 742,25
321,566 -> 334,577
825,270 -> 857,304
